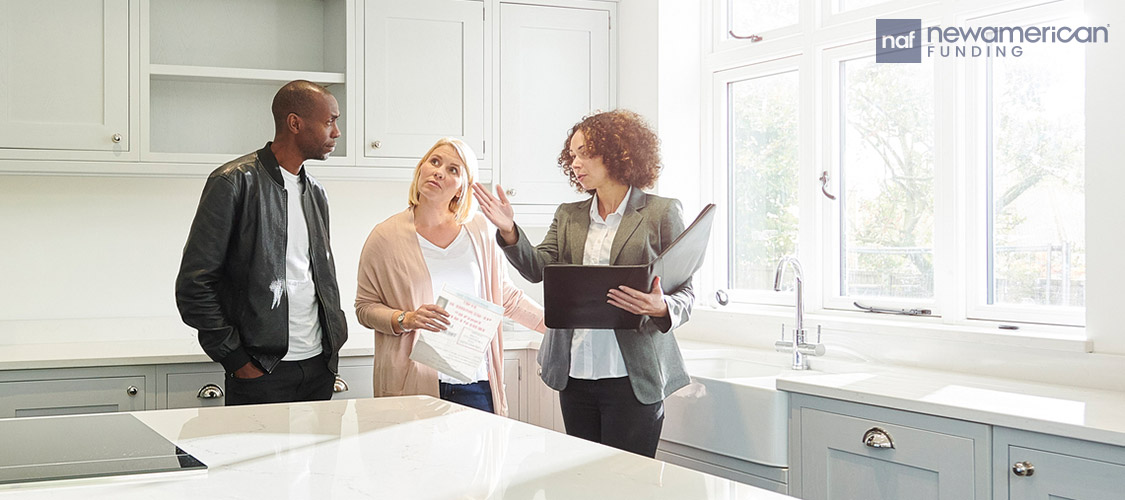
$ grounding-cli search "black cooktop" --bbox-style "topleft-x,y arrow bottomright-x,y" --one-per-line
0,412 -> 206,485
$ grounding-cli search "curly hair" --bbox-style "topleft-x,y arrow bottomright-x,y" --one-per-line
557,109 -> 662,194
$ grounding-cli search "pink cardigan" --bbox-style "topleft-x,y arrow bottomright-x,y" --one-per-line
354,208 -> 545,416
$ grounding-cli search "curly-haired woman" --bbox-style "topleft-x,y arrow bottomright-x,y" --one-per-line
472,110 -> 694,457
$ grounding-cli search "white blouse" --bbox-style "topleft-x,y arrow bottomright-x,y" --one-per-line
569,187 -> 633,380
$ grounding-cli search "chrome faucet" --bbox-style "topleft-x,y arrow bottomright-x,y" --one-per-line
773,256 -> 824,370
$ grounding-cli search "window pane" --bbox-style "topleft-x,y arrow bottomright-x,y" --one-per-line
989,46 -> 1085,307
840,56 -> 935,299
729,71 -> 799,290
730,0 -> 798,37
837,0 -> 889,12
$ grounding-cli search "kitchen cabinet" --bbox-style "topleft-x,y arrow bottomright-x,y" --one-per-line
0,0 -> 131,159
496,1 -> 614,211
525,348 -> 566,432
142,0 -> 352,165
0,366 -> 153,418
361,0 -> 485,165
503,350 -> 525,420
332,356 -> 375,400
158,365 -> 226,409
994,427 -> 1125,500
789,394 -> 990,500
0,0 -> 618,181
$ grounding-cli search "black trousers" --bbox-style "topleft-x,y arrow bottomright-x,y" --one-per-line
224,354 -> 335,406
558,376 -> 664,458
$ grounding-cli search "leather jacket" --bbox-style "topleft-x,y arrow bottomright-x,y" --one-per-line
175,143 -> 348,374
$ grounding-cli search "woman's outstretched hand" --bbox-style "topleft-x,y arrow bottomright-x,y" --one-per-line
472,183 -> 518,245
607,276 -> 669,318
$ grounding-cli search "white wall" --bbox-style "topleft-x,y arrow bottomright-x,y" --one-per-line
0,171 -> 408,326
1083,0 -> 1125,355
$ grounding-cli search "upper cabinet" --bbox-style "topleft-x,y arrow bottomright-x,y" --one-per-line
0,0 -> 131,157
497,2 -> 613,207
0,0 -> 616,182
143,0 -> 352,166
361,0 -> 485,165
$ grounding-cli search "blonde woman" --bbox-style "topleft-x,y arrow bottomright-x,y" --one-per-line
355,137 -> 545,415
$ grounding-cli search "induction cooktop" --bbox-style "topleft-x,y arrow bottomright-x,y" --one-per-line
0,412 -> 206,485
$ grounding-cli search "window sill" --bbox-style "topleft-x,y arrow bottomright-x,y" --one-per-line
686,304 -> 1092,354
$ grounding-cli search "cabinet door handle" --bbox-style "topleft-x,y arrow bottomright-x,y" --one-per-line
862,427 -> 894,449
333,376 -> 349,393
112,133 -> 123,143
197,384 -> 224,399
126,385 -> 139,396
1012,461 -> 1035,477
370,140 -> 381,149
505,188 -> 516,197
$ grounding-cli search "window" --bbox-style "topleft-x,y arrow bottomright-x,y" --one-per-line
729,0 -> 799,38
837,55 -> 935,302
729,69 -> 800,291
708,0 -> 1086,330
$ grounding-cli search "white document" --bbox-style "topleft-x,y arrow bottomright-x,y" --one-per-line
409,285 -> 504,383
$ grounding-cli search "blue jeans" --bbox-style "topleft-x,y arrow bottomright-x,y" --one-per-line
439,380 -> 494,413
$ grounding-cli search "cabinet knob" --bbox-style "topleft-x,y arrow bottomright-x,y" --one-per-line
862,427 -> 894,449
197,384 -> 224,399
505,188 -> 517,197
111,133 -> 123,143
1012,461 -> 1035,477
126,385 -> 139,396
333,376 -> 349,393
370,140 -> 381,149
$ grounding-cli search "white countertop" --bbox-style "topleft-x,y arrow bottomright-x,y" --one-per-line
0,317 -> 543,371
677,340 -> 1125,448
774,362 -> 1125,447
0,396 -> 792,499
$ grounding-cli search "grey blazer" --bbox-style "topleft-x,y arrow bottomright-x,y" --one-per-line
499,188 -> 693,405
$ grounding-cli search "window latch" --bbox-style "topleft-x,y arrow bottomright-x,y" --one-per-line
854,302 -> 932,316
728,31 -> 763,42
820,171 -> 837,200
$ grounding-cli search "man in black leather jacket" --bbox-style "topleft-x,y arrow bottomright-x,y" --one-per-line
175,80 -> 348,405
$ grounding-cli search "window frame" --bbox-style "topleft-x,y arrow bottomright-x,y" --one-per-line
710,56 -> 807,307
703,0 -> 1088,333
962,0 -> 1087,326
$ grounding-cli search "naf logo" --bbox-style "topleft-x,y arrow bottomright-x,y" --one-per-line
876,19 -> 922,63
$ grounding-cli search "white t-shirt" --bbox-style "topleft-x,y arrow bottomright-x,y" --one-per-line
569,187 -> 633,380
280,167 -> 324,361
417,227 -> 490,383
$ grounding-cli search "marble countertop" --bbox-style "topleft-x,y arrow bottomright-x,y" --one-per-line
774,362 -> 1125,448
0,317 -> 543,371
675,340 -> 1125,448
0,396 -> 792,499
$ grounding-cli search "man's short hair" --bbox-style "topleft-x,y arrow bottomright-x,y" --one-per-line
272,80 -> 331,133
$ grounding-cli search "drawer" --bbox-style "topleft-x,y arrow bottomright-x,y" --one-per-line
166,371 -> 226,409
0,376 -> 146,418
332,362 -> 373,400
790,394 -> 991,500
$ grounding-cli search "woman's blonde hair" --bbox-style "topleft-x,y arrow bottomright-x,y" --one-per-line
407,137 -> 479,224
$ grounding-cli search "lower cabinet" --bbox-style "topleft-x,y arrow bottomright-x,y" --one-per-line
789,394 -> 991,500
503,350 -> 525,421
157,356 -> 375,409
0,366 -> 153,418
332,357 -> 374,401
994,427 -> 1125,500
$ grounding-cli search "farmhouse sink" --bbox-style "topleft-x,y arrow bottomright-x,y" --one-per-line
662,349 -> 816,468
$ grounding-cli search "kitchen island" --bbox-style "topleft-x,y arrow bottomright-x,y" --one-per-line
0,395 -> 791,499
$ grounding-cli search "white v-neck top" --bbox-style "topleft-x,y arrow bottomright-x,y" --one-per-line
569,187 -> 633,380
417,227 -> 489,383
